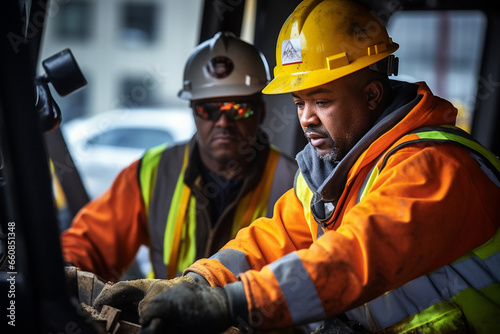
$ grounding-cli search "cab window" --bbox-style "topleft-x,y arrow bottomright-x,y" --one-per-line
387,11 -> 487,132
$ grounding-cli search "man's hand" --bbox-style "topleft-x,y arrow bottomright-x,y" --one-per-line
93,276 -> 196,323
139,280 -> 232,334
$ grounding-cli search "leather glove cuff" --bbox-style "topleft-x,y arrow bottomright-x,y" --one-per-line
224,281 -> 250,328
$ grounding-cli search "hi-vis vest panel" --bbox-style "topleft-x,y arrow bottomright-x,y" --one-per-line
140,143 -> 287,279
294,125 -> 500,333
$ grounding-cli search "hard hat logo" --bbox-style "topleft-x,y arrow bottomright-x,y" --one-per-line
207,56 -> 234,79
281,38 -> 302,65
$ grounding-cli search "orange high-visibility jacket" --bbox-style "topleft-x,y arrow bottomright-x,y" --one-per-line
61,135 -> 297,282
186,81 -> 500,330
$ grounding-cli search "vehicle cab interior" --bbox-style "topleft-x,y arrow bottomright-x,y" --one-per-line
0,0 -> 499,332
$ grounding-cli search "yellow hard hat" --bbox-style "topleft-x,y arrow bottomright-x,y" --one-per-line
262,0 -> 399,95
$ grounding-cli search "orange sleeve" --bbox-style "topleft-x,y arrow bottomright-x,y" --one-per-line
186,188 -> 314,287
60,160 -> 148,282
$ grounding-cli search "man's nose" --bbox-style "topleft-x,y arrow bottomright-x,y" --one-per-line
214,110 -> 233,126
299,104 -> 319,129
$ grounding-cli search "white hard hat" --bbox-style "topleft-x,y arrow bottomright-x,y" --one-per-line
178,31 -> 271,100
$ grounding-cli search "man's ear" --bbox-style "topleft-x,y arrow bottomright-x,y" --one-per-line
365,80 -> 384,111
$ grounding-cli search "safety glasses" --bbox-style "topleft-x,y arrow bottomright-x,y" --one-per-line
193,101 -> 259,121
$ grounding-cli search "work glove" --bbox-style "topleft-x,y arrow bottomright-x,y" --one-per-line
139,280 -> 232,334
93,276 -> 197,324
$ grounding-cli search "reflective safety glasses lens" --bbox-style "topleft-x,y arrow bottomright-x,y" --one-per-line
194,104 -> 218,120
194,102 -> 256,120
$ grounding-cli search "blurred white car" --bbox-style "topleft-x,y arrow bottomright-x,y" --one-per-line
62,108 -> 196,199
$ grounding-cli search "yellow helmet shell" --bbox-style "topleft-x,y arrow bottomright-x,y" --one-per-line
263,0 -> 399,95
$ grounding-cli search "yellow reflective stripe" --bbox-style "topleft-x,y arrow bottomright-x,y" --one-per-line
294,172 -> 317,240
175,195 -> 197,273
453,226 -> 500,262
146,270 -> 155,279
164,145 -> 190,279
385,300 -> 468,334
232,192 -> 253,237
139,143 -> 167,218
480,282 -> 500,306
387,284 -> 500,334
451,285 -> 500,334
231,149 -> 280,237
415,130 -> 500,172
358,164 -> 379,203
50,159 -> 67,209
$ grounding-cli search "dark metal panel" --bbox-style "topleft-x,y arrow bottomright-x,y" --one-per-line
199,0 -> 246,43
0,1 -> 98,332
471,12 -> 500,156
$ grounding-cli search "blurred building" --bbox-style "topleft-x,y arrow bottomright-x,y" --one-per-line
38,0 -> 204,123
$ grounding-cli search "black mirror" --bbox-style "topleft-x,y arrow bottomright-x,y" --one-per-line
35,49 -> 87,133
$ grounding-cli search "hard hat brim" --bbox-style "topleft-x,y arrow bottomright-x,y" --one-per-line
179,84 -> 266,101
262,44 -> 398,95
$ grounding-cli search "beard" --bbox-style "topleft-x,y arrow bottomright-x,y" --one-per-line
304,126 -> 339,163
318,149 -> 338,162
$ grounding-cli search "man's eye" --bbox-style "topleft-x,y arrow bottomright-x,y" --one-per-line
316,101 -> 329,107
294,102 -> 305,109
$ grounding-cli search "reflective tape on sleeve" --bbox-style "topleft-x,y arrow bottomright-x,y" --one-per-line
347,274 -> 444,329
209,248 -> 252,276
269,252 -> 326,324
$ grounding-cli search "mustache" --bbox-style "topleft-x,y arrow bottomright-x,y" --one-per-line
210,128 -> 239,138
304,125 -> 330,138
208,128 -> 243,140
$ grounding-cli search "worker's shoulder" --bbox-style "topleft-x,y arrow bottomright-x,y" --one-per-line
382,139 -> 474,165
383,139 -> 499,185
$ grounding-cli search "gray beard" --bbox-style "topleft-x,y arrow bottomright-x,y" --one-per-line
318,150 -> 339,163
306,137 -> 339,163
